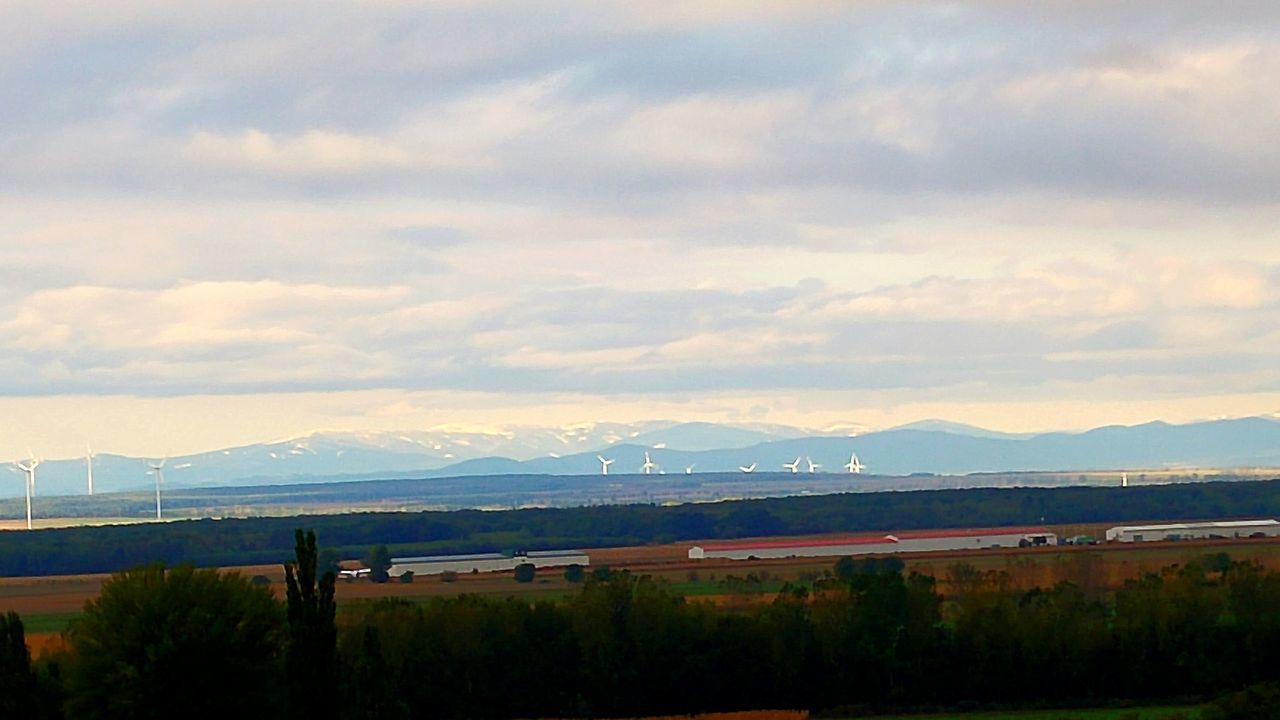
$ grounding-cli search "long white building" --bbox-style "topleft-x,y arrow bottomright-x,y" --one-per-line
388,549 -> 590,576
688,526 -> 1056,561
1105,519 -> 1280,543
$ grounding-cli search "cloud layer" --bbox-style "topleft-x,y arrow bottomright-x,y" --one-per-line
2,1 -> 1279,453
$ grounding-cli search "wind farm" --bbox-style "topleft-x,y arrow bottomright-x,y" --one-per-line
5,415 -> 1280,527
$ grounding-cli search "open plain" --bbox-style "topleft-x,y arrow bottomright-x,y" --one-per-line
9,523 -> 1280,656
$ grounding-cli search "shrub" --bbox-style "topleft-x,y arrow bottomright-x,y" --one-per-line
514,563 -> 536,583
64,564 -> 284,718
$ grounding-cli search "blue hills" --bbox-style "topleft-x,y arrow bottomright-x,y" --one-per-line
6,416 -> 1280,500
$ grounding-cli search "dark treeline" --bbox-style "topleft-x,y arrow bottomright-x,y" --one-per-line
338,557 -> 1280,718
3,478 -> 1280,576
6,548 -> 1280,718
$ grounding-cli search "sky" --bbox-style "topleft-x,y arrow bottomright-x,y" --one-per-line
2,1 -> 1279,458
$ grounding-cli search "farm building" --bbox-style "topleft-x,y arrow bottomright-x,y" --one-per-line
1105,519 -> 1280,543
387,549 -> 590,576
688,536 -> 900,561
688,526 -> 1056,561
890,527 -> 1057,552
523,549 -> 591,568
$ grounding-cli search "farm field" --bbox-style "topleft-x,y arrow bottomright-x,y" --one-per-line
8,529 -> 1280,655
0,516 -> 167,531
851,707 -> 1199,720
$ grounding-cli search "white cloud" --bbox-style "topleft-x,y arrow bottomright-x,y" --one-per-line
184,129 -> 411,175
2,2 -> 1279,450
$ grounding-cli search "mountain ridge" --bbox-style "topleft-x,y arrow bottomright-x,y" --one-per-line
6,416 -> 1280,499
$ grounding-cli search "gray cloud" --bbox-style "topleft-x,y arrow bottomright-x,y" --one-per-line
1,2 -> 1278,436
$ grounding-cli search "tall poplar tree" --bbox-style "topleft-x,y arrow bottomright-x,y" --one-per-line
284,529 -> 338,720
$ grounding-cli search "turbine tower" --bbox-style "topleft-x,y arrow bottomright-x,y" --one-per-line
641,451 -> 656,475
783,457 -> 801,474
739,462 -> 757,473
86,445 -> 95,495
685,464 -> 695,475
844,452 -> 865,474
14,455 -> 40,531
805,457 -> 821,473
597,455 -> 614,476
1121,472 -> 1128,488
148,459 -> 166,520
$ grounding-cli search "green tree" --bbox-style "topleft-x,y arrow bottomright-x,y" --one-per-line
514,563 -> 536,583
0,611 -> 36,715
284,529 -> 338,720
64,564 -> 283,719
345,625 -> 408,720
365,544 -> 392,583
316,546 -> 341,577
564,563 -> 585,582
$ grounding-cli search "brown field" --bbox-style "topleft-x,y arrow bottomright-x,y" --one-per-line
619,707 -> 798,712
8,526 -> 1280,656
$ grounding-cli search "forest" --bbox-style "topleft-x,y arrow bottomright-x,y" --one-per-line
3,531 -> 1280,719
2,479 -> 1280,576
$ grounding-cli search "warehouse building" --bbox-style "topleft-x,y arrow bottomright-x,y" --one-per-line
688,526 -> 1056,561
689,535 -> 900,561
1105,519 -> 1280,543
388,549 -> 590,576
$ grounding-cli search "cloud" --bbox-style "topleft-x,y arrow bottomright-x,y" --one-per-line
1,2 -> 1279,448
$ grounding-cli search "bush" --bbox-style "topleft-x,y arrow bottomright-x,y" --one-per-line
64,564 -> 284,718
513,563 -> 536,583
398,571 -> 414,584
1203,683 -> 1280,720
439,571 -> 458,583
564,564 -> 585,582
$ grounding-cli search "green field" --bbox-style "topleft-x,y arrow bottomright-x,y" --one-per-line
855,706 -> 1200,720
18,611 -> 79,634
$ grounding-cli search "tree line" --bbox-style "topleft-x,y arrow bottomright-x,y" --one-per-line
3,479 -> 1280,576
4,532 -> 1280,718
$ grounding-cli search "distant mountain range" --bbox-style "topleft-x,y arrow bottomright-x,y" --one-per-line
5,416 -> 1280,499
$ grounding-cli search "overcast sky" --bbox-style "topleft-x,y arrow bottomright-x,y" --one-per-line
3,1 -> 1279,457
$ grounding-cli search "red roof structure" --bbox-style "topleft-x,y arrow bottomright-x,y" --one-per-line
889,526 -> 1052,540
696,526 -> 1052,552
698,535 -> 896,552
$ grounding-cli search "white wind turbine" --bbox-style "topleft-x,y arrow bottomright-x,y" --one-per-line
14,454 -> 40,531
597,455 -> 614,476
844,452 -> 865,474
805,457 -> 821,473
147,459 -> 166,520
86,445 -> 95,495
739,462 -> 757,473
641,451 -> 656,475
783,457 -> 801,474
685,464 -> 695,475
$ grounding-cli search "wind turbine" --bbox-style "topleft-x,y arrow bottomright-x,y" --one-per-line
739,462 -> 757,473
13,455 -> 40,531
806,457 -> 821,473
597,455 -> 614,476
783,457 -> 801,474
844,452 -> 865,474
685,464 -> 695,475
641,451 -> 656,475
1121,472 -> 1128,488
86,445 -> 95,495
147,459 -> 166,520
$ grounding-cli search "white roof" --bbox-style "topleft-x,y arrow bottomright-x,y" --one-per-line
392,552 -> 507,563
1108,519 -> 1279,533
